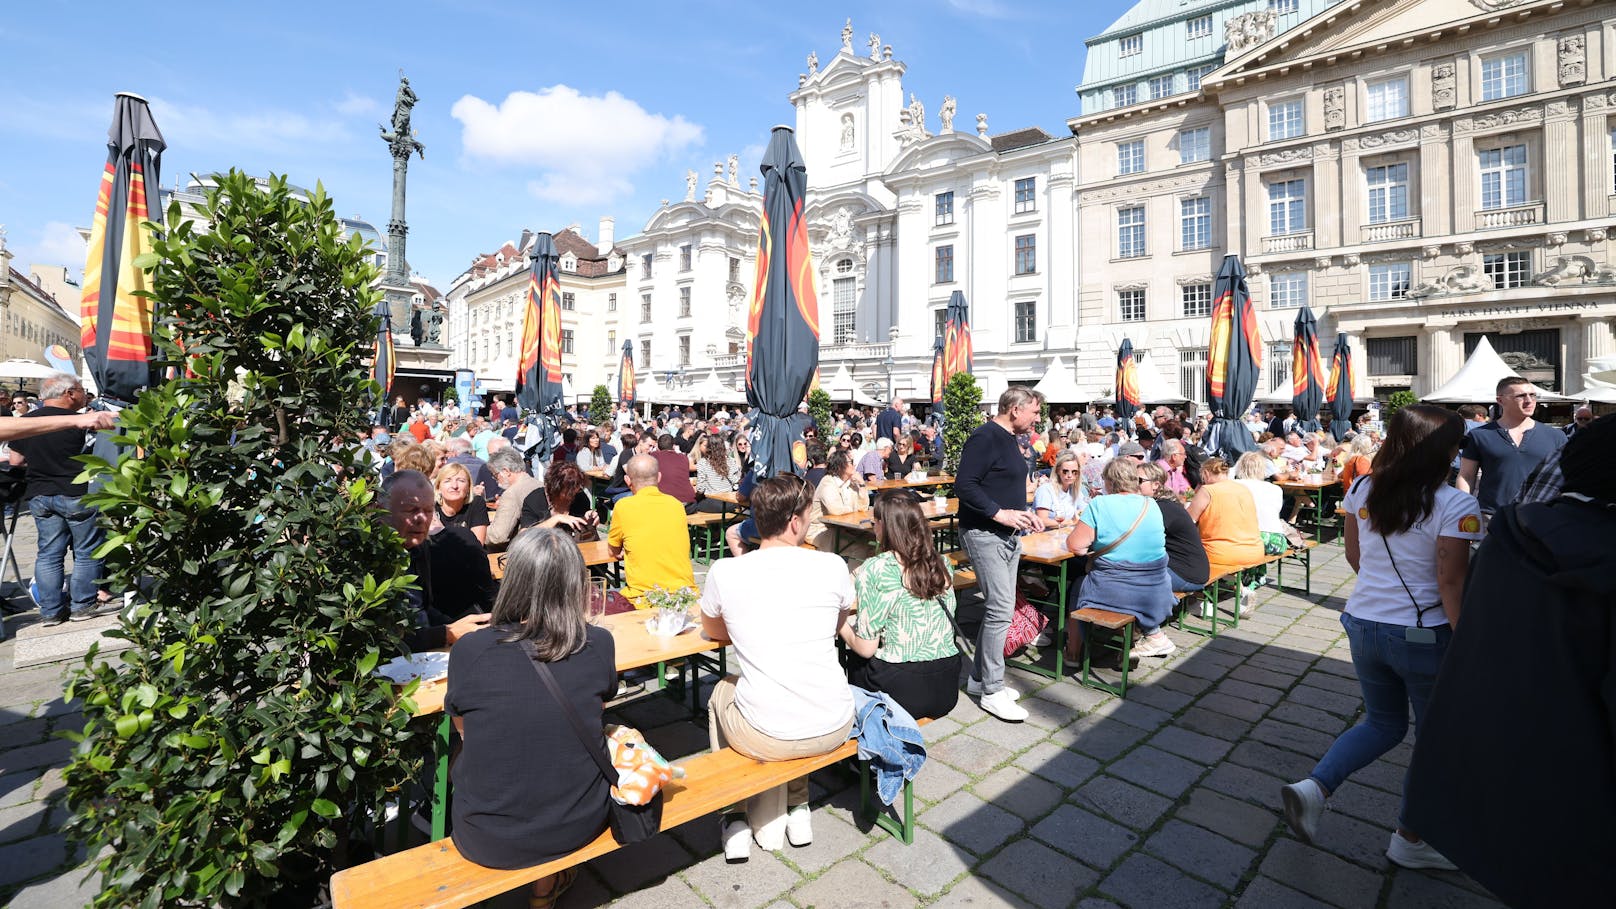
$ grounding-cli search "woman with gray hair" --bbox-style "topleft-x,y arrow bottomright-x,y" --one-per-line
444,528 -> 616,904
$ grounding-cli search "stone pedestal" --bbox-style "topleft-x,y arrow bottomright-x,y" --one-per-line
380,281 -> 417,336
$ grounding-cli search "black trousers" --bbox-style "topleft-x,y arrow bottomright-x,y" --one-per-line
845,654 -> 961,721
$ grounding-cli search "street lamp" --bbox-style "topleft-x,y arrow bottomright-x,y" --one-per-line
882,352 -> 895,404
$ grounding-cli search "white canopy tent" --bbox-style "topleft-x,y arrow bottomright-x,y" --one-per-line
823,363 -> 881,407
1422,335 -> 1572,403
1135,352 -> 1190,405
1566,355 -> 1616,403
686,370 -> 747,405
1031,356 -> 1098,403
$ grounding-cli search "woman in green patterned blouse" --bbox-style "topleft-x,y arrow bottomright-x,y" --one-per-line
838,492 -> 962,719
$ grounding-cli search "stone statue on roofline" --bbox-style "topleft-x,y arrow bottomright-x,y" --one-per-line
807,50 -> 818,74
841,19 -> 853,51
939,96 -> 956,133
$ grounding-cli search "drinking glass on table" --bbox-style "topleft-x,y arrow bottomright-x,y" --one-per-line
587,577 -> 609,624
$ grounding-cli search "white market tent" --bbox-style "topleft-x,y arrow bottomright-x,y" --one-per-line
823,363 -> 881,407
686,370 -> 747,405
1422,335 -> 1572,403
1136,351 -> 1190,405
1031,356 -> 1097,403
1566,355 -> 1616,403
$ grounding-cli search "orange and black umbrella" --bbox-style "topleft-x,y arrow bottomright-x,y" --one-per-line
744,126 -> 819,479
617,338 -> 636,409
1290,305 -> 1325,433
80,92 -> 165,404
928,334 -> 946,427
1114,338 -> 1141,422
1206,254 -> 1262,460
1327,333 -> 1356,441
516,232 -> 565,458
370,298 -> 395,411
943,290 -> 973,380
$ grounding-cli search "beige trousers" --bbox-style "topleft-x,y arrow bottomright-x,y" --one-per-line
707,676 -> 854,850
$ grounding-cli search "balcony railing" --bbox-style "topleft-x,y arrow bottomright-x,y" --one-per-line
711,341 -> 893,369
1476,202 -> 1543,229
1262,231 -> 1314,254
1363,218 -> 1419,243
713,353 -> 743,368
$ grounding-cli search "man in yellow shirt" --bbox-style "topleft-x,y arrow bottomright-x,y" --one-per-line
608,454 -> 695,607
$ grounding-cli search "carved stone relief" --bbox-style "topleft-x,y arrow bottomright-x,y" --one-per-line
1225,10 -> 1277,55
1431,61 -> 1457,112
1323,87 -> 1345,131
1558,33 -> 1587,87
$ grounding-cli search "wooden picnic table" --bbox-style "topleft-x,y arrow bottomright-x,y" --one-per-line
867,473 -> 956,491
488,539 -> 621,584
1276,474 -> 1343,541
819,498 -> 959,555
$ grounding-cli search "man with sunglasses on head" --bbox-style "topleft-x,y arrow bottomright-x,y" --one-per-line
1456,376 -> 1565,517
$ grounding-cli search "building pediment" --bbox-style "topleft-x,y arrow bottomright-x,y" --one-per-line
882,132 -> 992,177
1208,0 -> 1545,88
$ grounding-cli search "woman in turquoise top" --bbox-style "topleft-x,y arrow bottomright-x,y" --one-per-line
1065,457 -> 1178,659
839,493 -> 961,720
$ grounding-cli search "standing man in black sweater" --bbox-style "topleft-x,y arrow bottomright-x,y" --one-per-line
955,386 -> 1044,722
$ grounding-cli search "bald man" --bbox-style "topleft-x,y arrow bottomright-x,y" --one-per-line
1566,406 -> 1595,440
384,470 -> 492,651
606,454 -> 694,608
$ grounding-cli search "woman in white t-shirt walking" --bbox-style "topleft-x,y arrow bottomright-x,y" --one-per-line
700,474 -> 856,862
1281,405 -> 1481,871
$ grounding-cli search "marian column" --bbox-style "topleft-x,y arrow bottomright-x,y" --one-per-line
379,76 -> 427,341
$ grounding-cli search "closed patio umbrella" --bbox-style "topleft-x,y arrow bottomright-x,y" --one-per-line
1205,254 -> 1261,461
516,232 -> 565,460
744,126 -> 819,479
943,290 -> 973,380
1327,333 -> 1356,441
928,334 -> 946,427
1291,305 -> 1325,433
370,298 -> 395,414
1115,338 -> 1140,422
617,338 -> 635,408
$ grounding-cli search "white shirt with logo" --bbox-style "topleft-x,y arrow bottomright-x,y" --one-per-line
1342,479 -> 1483,627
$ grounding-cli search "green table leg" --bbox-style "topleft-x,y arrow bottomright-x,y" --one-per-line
430,714 -> 450,841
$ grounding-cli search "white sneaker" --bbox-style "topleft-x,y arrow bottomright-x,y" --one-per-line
978,688 -> 1029,722
1133,633 -> 1176,658
785,804 -> 812,847
1032,629 -> 1054,648
965,677 -> 1020,700
722,815 -> 751,863
1386,832 -> 1457,870
1281,778 -> 1327,844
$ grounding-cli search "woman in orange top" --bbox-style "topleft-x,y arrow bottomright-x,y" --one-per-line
1186,458 -> 1265,603
1339,433 -> 1376,488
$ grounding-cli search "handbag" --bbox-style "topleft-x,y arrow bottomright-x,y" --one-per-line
520,641 -> 663,844
1002,589 -> 1048,656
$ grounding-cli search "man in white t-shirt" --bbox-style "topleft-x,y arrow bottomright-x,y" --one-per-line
700,474 -> 856,861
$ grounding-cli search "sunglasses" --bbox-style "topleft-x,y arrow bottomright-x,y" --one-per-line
1058,468 -> 1081,475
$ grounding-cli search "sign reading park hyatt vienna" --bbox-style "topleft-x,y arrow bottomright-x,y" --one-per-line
1436,300 -> 1604,319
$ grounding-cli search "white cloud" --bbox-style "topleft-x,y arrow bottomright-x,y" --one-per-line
148,98 -> 351,152
451,85 -> 704,206
335,91 -> 381,117
14,221 -> 88,275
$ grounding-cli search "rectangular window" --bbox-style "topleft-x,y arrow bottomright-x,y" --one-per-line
679,244 -> 692,272
1113,84 -> 1138,108
934,308 -> 947,342
1119,289 -> 1147,322
640,293 -> 652,322
607,329 -> 615,355
1014,234 -> 1036,275
561,291 -> 576,311
1118,139 -> 1145,175
639,340 -> 651,370
1149,75 -> 1173,100
1119,34 -> 1142,57
728,257 -> 741,283
1484,251 -> 1532,289
1481,51 -> 1529,101
607,292 -> 617,312
1610,127 -> 1616,194
678,285 -> 691,317
1187,15 -> 1212,39
833,277 -> 856,345
1180,196 -> 1211,250
640,254 -> 652,278
1268,179 -> 1307,235
1118,206 -> 1147,258
678,335 -> 690,367
1365,162 -> 1410,224
1180,348 -> 1208,403
1368,263 -> 1412,301
1268,99 -> 1304,141
1365,77 -> 1409,122
1186,64 -> 1216,91
1367,336 -> 1417,375
1268,342 -> 1293,393
1270,270 -> 1309,309
1268,0 -> 1298,13
935,245 -> 955,283
1181,283 -> 1212,318
561,329 -> 574,355
1179,127 -> 1211,164
1014,300 -> 1037,343
1014,177 -> 1037,214
1479,144 -> 1528,210
935,191 -> 955,226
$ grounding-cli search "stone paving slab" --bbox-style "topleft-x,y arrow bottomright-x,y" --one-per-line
0,539 -> 1512,908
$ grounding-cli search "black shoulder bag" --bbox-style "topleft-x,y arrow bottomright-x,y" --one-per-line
520,641 -> 663,844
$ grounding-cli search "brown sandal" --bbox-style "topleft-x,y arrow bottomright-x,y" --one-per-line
529,867 -> 578,909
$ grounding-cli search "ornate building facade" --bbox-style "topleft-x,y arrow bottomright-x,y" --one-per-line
0,233 -> 83,371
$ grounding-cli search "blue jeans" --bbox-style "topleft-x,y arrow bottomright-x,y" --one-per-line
1167,567 -> 1205,593
960,528 -> 1021,694
1310,611 -> 1450,822
29,494 -> 106,620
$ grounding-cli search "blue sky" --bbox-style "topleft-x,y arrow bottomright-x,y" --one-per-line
1,0 -> 1136,292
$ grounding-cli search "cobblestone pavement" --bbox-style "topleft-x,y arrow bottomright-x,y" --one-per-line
0,531 -> 1506,908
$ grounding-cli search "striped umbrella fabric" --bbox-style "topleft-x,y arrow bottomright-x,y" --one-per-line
928,334 -> 946,427
943,290 -> 973,380
1290,305 -> 1325,433
80,92 -> 165,404
516,232 -> 565,459
1327,333 -> 1356,441
745,126 -> 820,480
617,338 -> 636,407
370,298 -> 395,411
1115,338 -> 1141,422
1205,254 -> 1261,461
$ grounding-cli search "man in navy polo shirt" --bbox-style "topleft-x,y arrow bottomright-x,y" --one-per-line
1456,376 -> 1565,514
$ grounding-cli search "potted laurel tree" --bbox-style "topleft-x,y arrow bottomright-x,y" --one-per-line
805,387 -> 833,437
63,171 -> 425,908
589,384 -> 612,424
942,372 -> 984,474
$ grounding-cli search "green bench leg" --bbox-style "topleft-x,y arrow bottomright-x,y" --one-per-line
430,714 -> 451,841
1077,619 -> 1134,699
859,760 -> 916,844
1175,580 -> 1224,638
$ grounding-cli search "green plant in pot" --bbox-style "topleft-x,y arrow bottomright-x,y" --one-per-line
64,171 -> 425,907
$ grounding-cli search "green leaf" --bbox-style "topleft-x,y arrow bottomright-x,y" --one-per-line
310,798 -> 340,819
114,715 -> 139,738
356,648 -> 379,677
